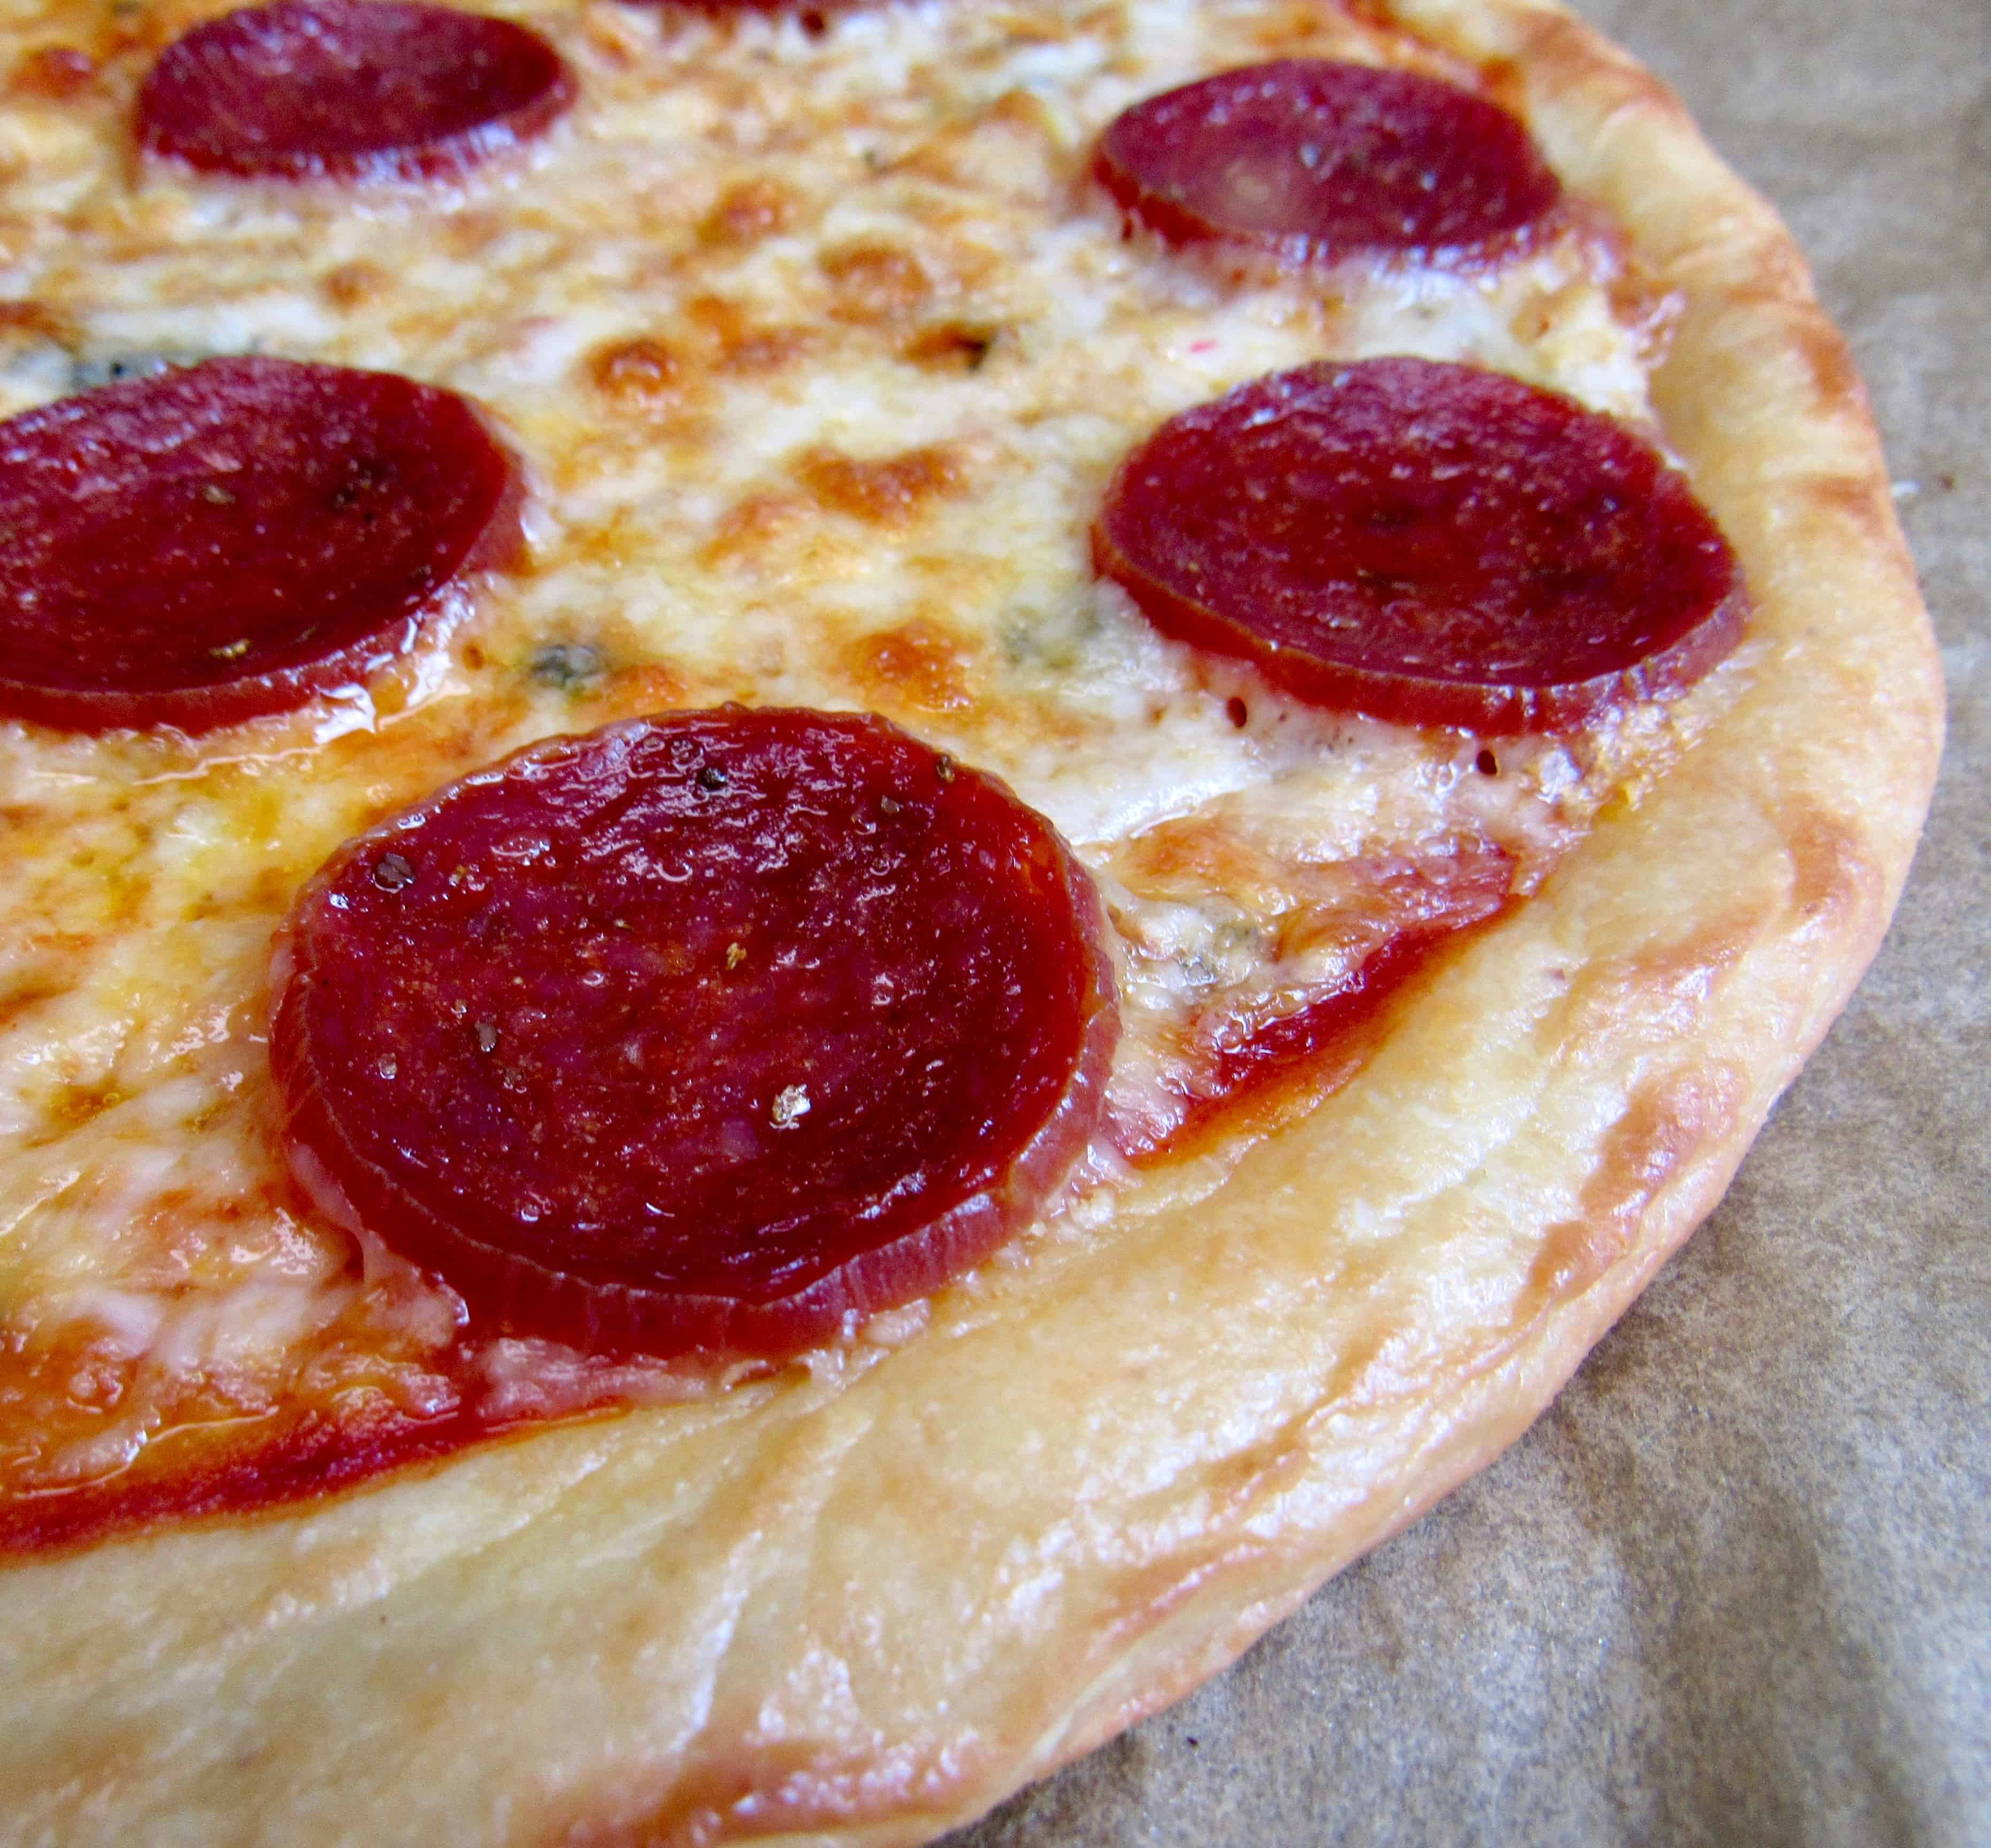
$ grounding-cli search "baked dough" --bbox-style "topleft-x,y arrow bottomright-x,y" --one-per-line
0,1 -> 1939,1843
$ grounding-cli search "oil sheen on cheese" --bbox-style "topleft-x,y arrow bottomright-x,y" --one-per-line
0,0 -> 1710,1506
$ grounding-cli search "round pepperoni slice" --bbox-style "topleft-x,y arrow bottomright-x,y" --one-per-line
1094,358 -> 1745,734
1094,60 -> 1562,267
138,0 -> 573,185
271,708 -> 1119,1361
0,356 -> 520,735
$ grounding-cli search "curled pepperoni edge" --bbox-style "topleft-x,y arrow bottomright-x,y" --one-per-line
270,710 -> 1122,1362
1093,363 -> 1749,736
1091,59 -> 1564,272
0,357 -> 524,737
136,0 -> 575,186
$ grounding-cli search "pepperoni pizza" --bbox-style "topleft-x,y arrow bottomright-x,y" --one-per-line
0,0 -> 1939,1842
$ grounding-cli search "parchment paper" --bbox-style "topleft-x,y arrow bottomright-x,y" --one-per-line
950,0 -> 1991,1839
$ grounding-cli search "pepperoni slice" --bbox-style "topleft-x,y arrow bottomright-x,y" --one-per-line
137,0 -> 573,184
1094,358 -> 1746,734
1093,60 -> 1562,266
0,357 -> 520,735
271,709 -> 1119,1361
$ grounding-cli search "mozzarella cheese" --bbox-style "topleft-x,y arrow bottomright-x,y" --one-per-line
0,0 -> 1723,1510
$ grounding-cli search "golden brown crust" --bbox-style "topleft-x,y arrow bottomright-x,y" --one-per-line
0,2 -> 1940,1844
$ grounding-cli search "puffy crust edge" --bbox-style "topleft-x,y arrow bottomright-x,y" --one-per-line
0,5 -> 1941,1846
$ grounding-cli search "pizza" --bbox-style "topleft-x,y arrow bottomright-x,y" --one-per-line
0,0 -> 1939,1842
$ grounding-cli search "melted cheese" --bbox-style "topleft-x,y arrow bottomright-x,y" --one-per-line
0,0 -> 1715,1506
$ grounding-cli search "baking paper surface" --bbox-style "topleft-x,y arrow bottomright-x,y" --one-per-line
949,0 -> 1991,1839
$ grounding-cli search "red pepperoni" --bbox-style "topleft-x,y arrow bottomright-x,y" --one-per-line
271,709 -> 1119,1361
0,357 -> 520,735
1093,60 -> 1562,267
1094,358 -> 1746,734
137,0 -> 573,184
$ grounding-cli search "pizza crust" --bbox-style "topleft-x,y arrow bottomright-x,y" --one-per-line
0,2 -> 1939,1844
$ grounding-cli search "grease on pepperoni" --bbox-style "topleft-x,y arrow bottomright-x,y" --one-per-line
1093,59 -> 1562,268
272,709 -> 1118,1360
1094,358 -> 1745,734
0,356 -> 521,735
138,0 -> 573,185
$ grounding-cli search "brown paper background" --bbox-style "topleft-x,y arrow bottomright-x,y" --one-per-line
948,0 -> 1991,1841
